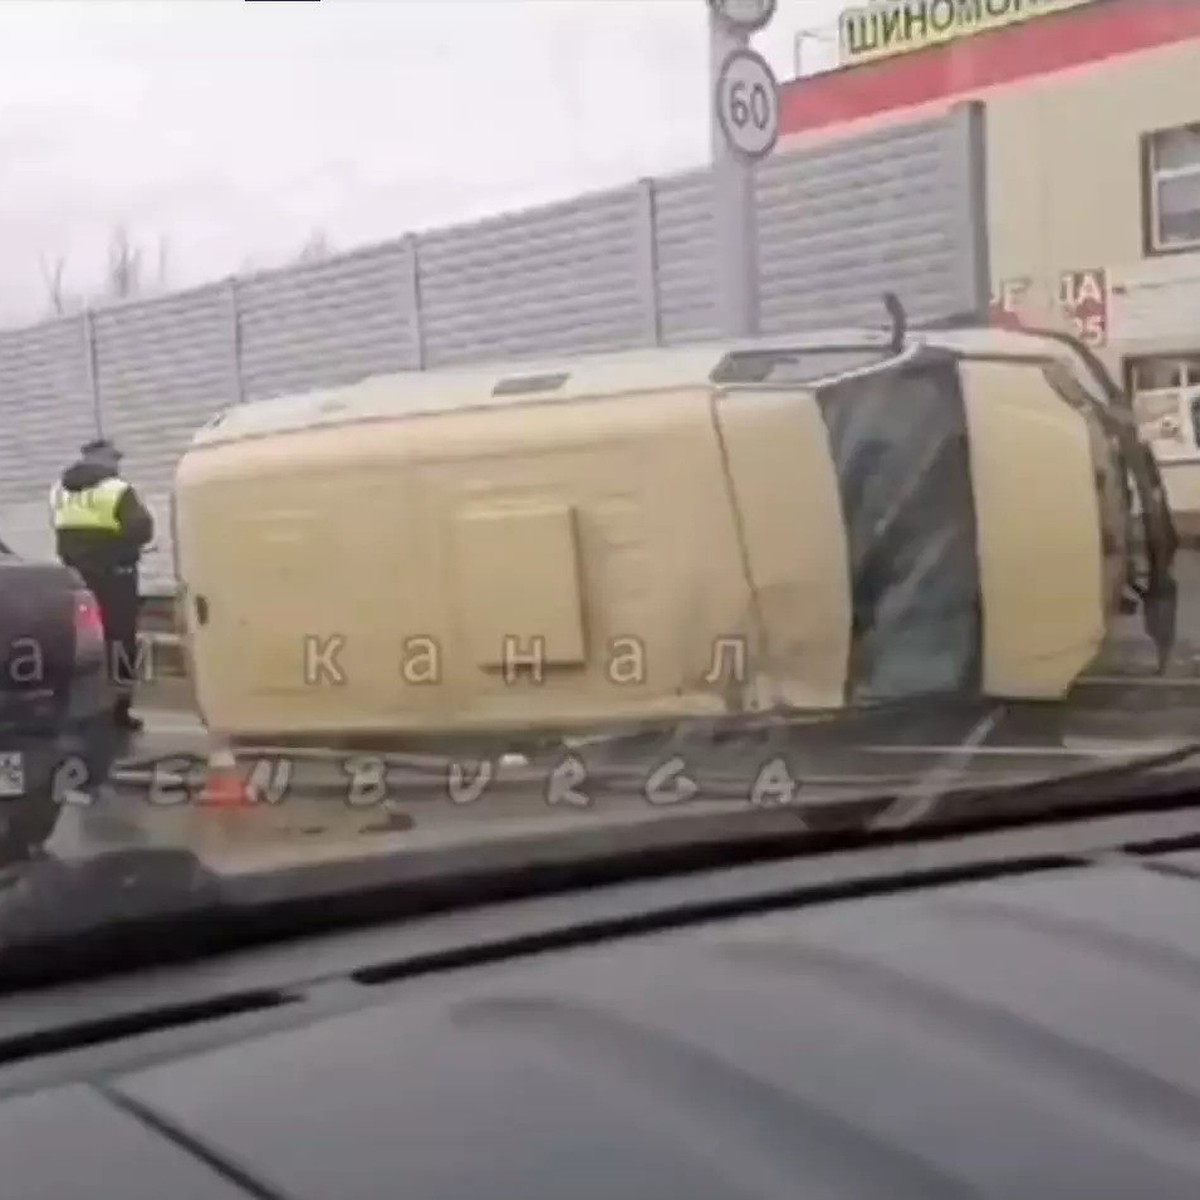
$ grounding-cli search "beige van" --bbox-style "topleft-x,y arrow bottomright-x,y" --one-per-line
171,317 -> 1176,748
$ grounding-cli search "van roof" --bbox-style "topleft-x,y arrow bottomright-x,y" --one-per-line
188,324 -> 1109,449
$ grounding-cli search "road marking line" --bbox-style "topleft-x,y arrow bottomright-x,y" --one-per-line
859,740 -> 1190,757
1081,676 -> 1200,687
870,708 -> 1003,832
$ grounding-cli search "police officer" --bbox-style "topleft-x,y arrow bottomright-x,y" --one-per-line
51,438 -> 155,732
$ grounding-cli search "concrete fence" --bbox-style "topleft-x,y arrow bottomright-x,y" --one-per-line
0,104 -> 988,592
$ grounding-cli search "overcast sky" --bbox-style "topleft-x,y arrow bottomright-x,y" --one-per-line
0,0 -> 844,325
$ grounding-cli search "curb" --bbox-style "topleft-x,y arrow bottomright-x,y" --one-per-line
1070,677 -> 1200,712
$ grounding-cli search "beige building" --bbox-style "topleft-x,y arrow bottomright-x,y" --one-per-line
778,0 -> 1200,518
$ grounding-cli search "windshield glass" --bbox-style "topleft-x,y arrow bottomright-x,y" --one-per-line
1,0 -> 1198,972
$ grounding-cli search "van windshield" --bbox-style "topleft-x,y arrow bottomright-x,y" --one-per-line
819,358 -> 980,702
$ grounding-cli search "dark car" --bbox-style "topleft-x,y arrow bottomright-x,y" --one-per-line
0,537 -> 115,864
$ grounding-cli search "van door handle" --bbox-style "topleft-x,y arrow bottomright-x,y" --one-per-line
194,595 -> 210,626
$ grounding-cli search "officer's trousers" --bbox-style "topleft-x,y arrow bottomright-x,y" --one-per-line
78,565 -> 140,713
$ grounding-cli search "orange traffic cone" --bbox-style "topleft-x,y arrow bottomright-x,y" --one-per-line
198,737 -> 253,809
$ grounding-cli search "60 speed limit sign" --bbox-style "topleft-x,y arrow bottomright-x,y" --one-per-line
714,48 -> 780,162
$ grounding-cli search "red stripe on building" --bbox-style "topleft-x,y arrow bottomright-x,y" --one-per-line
779,0 -> 1200,135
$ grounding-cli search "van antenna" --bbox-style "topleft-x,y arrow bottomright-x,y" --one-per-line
883,292 -> 906,354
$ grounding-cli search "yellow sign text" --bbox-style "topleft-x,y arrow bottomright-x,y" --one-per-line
838,0 -> 1099,68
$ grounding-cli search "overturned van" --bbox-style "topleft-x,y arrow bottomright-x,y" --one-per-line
171,313 -> 1176,749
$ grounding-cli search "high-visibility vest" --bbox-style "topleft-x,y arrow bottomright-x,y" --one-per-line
49,477 -> 130,534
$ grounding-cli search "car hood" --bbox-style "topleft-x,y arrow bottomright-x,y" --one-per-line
2,847 -> 1200,1199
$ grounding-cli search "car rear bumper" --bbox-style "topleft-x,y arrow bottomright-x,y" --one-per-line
0,719 -> 116,806
0,668 -> 117,807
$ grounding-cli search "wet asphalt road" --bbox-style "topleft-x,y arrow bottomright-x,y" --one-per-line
36,692 -> 1200,869
32,556 -> 1200,871
0,685 -> 1193,981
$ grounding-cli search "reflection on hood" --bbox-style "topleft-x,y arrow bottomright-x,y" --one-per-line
0,848 -> 219,974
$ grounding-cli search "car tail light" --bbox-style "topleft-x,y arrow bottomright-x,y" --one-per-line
74,588 -> 106,665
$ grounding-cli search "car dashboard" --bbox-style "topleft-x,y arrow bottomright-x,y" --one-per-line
0,808 -> 1199,1199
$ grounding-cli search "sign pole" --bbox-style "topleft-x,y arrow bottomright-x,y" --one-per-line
710,8 -> 756,339
707,0 -> 779,339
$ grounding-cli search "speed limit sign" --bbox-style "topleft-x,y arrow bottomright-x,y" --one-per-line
714,48 -> 780,162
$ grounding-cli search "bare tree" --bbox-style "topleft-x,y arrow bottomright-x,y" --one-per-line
90,226 -> 172,304
38,226 -> 171,318
38,252 -> 87,317
104,225 -> 143,300
153,234 -> 170,292
297,229 -> 333,263
39,253 -> 69,315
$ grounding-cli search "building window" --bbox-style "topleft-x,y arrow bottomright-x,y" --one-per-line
1128,356 -> 1200,461
1145,124 -> 1200,253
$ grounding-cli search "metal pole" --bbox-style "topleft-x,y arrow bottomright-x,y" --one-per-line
709,8 -> 760,339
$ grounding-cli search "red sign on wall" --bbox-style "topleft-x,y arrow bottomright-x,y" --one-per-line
989,277 -> 1032,328
1058,268 -> 1108,347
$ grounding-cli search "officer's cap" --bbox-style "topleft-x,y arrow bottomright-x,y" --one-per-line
81,437 -> 122,460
